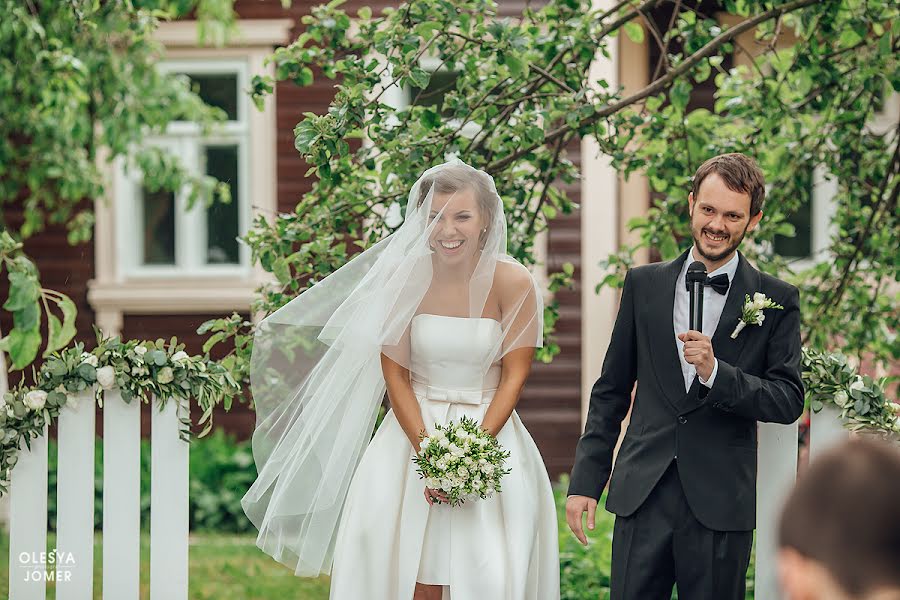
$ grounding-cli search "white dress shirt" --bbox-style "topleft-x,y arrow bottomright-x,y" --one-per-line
673,248 -> 739,392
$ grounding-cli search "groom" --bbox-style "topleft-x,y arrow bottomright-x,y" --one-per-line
566,153 -> 804,599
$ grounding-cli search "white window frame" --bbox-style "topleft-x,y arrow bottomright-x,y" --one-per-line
89,20 -> 290,336
116,58 -> 252,279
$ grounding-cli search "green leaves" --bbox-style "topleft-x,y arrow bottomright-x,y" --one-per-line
408,66 -> 431,90
1,249 -> 78,368
623,21 -> 644,44
4,271 -> 38,311
45,293 -> 77,357
0,328 -> 41,370
1,262 -> 42,369
669,78 -> 692,114
272,257 -> 292,286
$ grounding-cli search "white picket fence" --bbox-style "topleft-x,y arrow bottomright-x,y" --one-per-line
5,390 -> 849,600
7,388 -> 190,600
754,407 -> 848,600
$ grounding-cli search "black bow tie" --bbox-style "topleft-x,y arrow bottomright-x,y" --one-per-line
686,273 -> 730,295
704,273 -> 730,295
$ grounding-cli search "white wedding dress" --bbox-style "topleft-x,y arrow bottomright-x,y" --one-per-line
329,314 -> 560,599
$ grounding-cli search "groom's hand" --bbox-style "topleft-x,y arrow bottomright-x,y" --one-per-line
678,330 -> 715,381
565,495 -> 597,546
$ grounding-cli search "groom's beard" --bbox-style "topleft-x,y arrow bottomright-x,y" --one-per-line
691,219 -> 749,263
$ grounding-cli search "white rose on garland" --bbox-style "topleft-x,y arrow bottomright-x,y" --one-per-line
157,366 -> 175,385
80,352 -> 99,367
24,390 -> 48,411
96,365 -> 117,390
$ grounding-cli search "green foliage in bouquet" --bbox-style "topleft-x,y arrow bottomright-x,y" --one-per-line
413,415 -> 510,506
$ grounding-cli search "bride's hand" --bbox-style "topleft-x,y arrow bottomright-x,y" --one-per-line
424,487 -> 449,505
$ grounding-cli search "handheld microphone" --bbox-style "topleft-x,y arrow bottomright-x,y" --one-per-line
685,261 -> 707,332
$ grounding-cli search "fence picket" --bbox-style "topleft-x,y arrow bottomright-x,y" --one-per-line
809,405 -> 848,460
102,390 -> 141,600
755,421 -> 799,600
149,396 -> 190,600
56,390 -> 97,600
8,424 -> 49,600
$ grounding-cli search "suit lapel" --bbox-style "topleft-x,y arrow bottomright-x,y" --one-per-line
648,248 -> 691,409
709,252 -> 759,367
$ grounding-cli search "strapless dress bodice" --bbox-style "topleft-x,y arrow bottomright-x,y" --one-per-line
409,314 -> 502,394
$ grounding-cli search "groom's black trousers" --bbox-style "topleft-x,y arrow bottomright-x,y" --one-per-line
610,460 -> 753,600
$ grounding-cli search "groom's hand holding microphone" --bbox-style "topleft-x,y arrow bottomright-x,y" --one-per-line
677,330 -> 715,381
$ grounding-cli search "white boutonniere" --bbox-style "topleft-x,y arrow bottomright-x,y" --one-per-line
730,292 -> 783,339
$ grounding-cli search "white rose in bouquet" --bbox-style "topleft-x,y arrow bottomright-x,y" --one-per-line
171,351 -> 190,364
80,352 -> 99,367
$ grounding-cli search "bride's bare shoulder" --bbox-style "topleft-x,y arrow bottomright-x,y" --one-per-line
493,260 -> 535,295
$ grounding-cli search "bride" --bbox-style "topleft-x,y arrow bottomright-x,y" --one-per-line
241,160 -> 559,600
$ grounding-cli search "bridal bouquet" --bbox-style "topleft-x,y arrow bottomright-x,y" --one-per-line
413,415 -> 511,506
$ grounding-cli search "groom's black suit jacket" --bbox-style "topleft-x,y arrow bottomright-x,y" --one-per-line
569,248 -> 804,531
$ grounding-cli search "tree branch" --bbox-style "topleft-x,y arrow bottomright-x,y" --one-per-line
489,0 -> 824,173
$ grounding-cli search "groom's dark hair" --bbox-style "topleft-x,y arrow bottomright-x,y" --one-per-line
691,153 -> 766,217
779,438 -> 900,596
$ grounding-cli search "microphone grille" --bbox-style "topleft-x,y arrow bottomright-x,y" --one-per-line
686,260 -> 707,283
